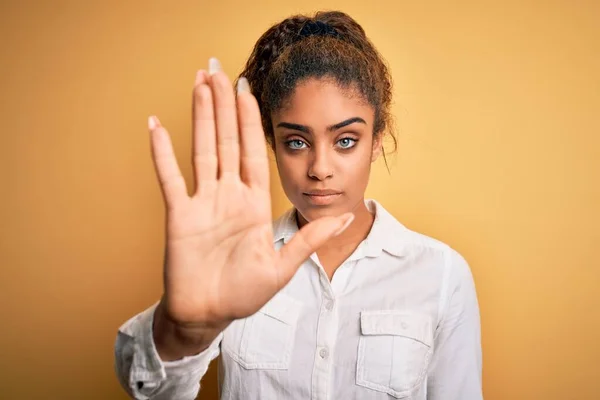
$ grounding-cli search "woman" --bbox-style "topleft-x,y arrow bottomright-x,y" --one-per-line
115,11 -> 482,400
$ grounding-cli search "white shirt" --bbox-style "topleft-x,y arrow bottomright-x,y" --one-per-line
115,199 -> 483,400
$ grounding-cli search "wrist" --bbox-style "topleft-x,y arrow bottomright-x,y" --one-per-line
152,300 -> 229,361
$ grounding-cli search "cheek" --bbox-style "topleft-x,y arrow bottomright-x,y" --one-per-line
344,149 -> 372,188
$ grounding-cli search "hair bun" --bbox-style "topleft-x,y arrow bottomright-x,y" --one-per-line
299,21 -> 340,39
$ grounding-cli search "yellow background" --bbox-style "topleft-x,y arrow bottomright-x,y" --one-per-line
1,1 -> 598,399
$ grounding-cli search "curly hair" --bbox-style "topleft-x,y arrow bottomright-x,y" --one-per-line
236,11 -> 397,159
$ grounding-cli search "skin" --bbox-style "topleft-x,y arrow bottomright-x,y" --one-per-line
272,77 -> 383,278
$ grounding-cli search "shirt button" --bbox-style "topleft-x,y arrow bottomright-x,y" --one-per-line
319,347 -> 329,359
325,300 -> 334,311
401,322 -> 409,329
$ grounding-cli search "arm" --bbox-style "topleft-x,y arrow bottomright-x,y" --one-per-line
427,249 -> 483,400
114,302 -> 222,400
114,60 -> 354,399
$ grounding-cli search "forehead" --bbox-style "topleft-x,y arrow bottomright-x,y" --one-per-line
273,78 -> 374,125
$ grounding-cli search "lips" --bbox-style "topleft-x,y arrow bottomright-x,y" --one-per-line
303,189 -> 342,205
304,189 -> 341,196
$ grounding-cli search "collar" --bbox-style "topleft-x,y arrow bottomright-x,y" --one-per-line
272,199 -> 407,258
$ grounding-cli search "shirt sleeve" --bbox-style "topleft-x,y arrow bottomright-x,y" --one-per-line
427,249 -> 483,400
114,301 -> 223,400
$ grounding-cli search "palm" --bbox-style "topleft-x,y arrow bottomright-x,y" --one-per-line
149,62 -> 352,329
165,184 -> 278,323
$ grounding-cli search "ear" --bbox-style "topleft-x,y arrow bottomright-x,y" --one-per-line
371,134 -> 383,163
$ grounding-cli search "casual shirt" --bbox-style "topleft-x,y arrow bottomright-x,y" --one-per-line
115,199 -> 483,399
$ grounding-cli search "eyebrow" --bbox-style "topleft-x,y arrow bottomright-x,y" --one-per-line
276,117 -> 367,134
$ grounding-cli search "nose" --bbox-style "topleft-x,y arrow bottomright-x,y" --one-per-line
307,146 -> 333,181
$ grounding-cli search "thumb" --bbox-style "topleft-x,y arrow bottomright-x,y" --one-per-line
276,212 -> 355,281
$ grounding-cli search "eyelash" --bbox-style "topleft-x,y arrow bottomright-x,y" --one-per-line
285,137 -> 358,150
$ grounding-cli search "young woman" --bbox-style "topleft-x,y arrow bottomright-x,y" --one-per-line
115,11 -> 482,400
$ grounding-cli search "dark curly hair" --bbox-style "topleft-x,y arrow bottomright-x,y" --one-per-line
236,11 -> 397,161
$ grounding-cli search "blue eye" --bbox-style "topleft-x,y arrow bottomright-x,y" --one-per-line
337,137 -> 357,149
287,139 -> 307,150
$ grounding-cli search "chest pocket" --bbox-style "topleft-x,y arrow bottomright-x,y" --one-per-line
356,310 -> 433,398
223,293 -> 301,370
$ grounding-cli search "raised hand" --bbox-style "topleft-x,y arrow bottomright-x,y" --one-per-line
149,59 -> 353,358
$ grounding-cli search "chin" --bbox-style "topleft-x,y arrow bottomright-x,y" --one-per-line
295,203 -> 341,223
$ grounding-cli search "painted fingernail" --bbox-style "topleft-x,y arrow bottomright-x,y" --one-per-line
195,70 -> 206,85
237,77 -> 249,93
334,213 -> 355,236
208,57 -> 221,75
148,116 -> 160,130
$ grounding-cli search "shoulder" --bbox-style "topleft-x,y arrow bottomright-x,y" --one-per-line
373,200 -> 472,280
404,228 -> 468,267
402,226 -> 472,277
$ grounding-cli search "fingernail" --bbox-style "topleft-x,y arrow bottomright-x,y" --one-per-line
208,57 -> 221,75
195,70 -> 206,85
334,213 -> 355,236
237,77 -> 249,93
148,116 -> 160,130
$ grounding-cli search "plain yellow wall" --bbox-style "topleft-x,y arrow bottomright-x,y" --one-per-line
1,1 -> 598,399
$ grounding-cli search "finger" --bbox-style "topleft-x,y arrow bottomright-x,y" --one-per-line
192,70 -> 217,192
236,77 -> 270,190
209,58 -> 240,179
276,213 -> 355,282
149,116 -> 188,210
